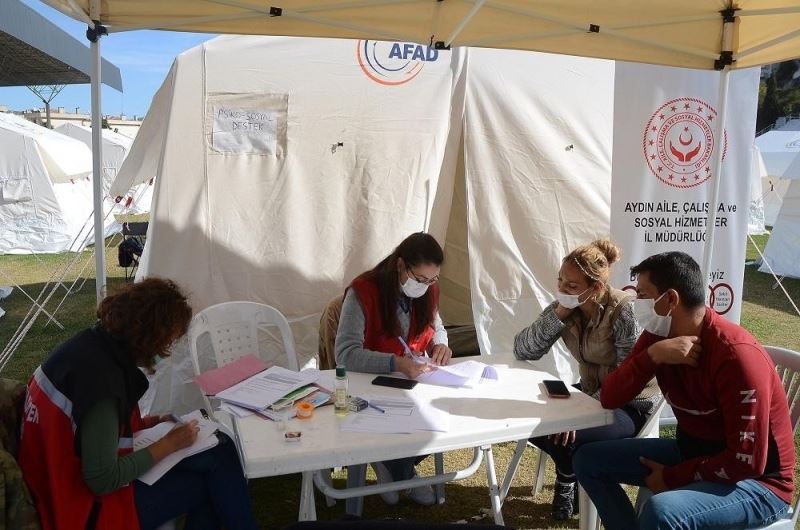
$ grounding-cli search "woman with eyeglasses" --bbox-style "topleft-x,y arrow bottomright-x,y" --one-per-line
335,232 -> 452,506
513,239 -> 660,521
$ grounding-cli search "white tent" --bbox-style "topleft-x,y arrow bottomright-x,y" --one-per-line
56,122 -> 153,213
754,129 -> 800,225
748,146 -> 769,235
759,179 -> 800,278
113,35 -> 616,412
0,112 -> 97,254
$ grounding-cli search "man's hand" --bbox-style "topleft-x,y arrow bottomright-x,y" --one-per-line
550,430 -> 576,447
647,336 -> 701,366
395,356 -> 434,379
430,344 -> 453,366
640,457 -> 668,494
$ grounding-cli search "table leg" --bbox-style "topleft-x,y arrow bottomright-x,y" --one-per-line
345,464 -> 367,516
299,471 -> 317,521
481,445 -> 505,526
578,484 -> 598,530
499,439 -> 527,504
434,453 -> 446,504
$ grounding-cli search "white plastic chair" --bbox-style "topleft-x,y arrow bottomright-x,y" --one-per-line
752,346 -> 799,529
187,301 -> 299,412
635,346 -> 800,529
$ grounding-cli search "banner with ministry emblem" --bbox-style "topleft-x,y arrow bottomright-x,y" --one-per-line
610,64 -> 760,323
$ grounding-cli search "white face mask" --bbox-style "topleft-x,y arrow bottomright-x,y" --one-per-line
633,292 -> 673,337
556,288 -> 590,309
401,276 -> 429,298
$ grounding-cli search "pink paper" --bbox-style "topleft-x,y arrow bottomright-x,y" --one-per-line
194,354 -> 269,395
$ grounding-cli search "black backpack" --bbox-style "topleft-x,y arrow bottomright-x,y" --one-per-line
117,237 -> 144,267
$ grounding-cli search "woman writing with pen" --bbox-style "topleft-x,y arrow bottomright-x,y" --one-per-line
335,232 -> 452,506
19,279 -> 258,530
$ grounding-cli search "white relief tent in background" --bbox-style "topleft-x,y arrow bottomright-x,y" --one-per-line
0,112 -> 96,254
55,122 -> 153,214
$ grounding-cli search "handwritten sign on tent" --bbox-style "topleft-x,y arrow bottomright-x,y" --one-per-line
207,93 -> 288,156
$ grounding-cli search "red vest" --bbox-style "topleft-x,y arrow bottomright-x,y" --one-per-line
349,275 -> 438,356
19,368 -> 145,530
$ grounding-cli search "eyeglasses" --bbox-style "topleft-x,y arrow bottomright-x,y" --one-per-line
407,267 -> 439,285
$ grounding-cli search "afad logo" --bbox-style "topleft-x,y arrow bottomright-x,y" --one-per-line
643,97 -> 728,189
357,40 -> 439,86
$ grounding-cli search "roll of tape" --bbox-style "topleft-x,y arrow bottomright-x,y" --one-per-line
296,402 -> 314,419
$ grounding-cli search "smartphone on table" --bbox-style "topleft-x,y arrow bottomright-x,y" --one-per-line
543,379 -> 571,399
371,376 -> 418,390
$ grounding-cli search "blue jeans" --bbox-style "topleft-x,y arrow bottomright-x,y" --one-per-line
134,435 -> 259,530
573,438 -> 789,530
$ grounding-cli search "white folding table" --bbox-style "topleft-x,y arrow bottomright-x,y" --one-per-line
218,353 -> 612,526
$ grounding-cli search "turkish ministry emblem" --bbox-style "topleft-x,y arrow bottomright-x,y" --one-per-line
643,97 -> 727,189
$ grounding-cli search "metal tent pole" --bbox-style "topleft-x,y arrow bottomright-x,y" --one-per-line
700,8 -> 735,300
88,0 -> 107,304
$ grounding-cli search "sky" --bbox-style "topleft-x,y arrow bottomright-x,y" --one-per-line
0,0 -> 215,118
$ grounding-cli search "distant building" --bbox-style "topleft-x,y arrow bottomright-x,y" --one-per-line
19,107 -> 142,138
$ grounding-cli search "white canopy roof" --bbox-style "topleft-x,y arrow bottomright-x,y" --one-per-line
43,1 -> 800,71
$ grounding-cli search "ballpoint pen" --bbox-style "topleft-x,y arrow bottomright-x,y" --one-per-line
398,336 -> 428,364
367,401 -> 386,414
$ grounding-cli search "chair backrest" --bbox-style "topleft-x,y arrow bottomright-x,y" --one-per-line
318,295 -> 344,370
764,346 -> 800,432
188,301 -> 299,379
638,396 -> 667,439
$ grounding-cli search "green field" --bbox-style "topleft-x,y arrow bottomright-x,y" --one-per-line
1,233 -> 798,529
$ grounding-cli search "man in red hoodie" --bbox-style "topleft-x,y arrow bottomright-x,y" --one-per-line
573,252 -> 795,529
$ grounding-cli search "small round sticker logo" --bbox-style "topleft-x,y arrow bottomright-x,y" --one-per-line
708,283 -> 734,316
643,98 -> 727,189
356,40 -> 438,86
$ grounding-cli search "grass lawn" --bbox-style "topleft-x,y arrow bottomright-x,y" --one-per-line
1,233 -> 798,529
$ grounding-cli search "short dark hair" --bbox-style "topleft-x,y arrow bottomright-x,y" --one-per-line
97,278 -> 192,372
630,252 -> 705,308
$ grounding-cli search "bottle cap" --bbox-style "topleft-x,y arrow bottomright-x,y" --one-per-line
336,365 -> 346,377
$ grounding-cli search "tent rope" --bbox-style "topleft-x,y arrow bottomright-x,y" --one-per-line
747,233 -> 800,318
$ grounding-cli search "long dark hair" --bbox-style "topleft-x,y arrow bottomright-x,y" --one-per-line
97,278 -> 192,372
361,232 -> 443,338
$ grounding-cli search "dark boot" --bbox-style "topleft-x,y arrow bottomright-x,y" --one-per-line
551,479 -> 576,521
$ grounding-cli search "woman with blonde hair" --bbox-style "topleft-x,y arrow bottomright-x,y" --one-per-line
514,240 -> 660,520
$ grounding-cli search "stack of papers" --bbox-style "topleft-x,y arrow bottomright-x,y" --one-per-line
216,365 -> 320,411
415,359 -> 498,388
339,394 -> 450,434
134,410 -> 219,485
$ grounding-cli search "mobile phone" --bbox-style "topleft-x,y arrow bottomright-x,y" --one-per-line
371,376 -> 418,390
543,379 -> 571,399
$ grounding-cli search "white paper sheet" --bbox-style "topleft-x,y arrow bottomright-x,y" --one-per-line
216,365 -> 319,411
416,360 -> 498,388
134,410 -> 219,485
340,394 -> 450,434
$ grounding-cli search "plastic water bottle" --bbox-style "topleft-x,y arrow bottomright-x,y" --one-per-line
334,365 -> 349,417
